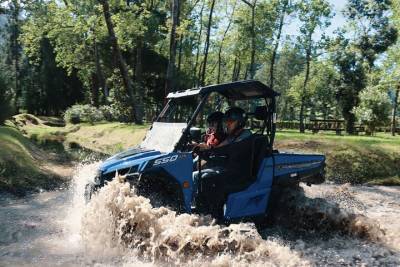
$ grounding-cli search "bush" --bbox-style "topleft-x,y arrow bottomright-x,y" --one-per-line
99,105 -> 122,122
64,104 -> 127,124
64,104 -> 105,124
353,86 -> 391,135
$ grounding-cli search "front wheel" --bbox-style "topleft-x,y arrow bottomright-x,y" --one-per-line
84,182 -> 96,203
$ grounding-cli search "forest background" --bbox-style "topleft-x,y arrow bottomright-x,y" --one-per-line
0,0 -> 400,136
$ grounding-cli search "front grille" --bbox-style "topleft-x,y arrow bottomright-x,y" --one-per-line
101,165 -> 139,183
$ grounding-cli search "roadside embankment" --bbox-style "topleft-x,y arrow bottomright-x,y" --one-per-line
0,126 -> 72,196
275,130 -> 400,185
10,114 -> 149,155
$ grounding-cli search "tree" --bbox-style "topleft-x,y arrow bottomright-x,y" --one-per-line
0,70 -> 13,124
216,0 -> 236,83
288,58 -> 337,121
384,0 -> 400,135
353,86 -> 391,135
4,0 -> 21,111
99,0 -> 142,124
390,85 -> 399,135
297,0 -> 332,133
240,0 -> 257,79
165,0 -> 180,94
269,0 -> 289,90
331,0 -> 397,134
272,40 -> 305,119
199,0 -> 216,86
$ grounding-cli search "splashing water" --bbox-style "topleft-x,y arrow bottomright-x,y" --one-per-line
81,176 -> 307,266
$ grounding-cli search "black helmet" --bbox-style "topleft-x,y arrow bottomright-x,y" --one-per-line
207,111 -> 224,125
224,107 -> 247,128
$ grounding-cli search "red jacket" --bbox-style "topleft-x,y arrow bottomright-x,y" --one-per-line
205,129 -> 224,148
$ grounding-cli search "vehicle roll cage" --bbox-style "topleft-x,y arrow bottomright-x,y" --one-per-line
155,80 -> 279,153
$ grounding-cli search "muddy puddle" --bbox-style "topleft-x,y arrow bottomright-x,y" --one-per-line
0,162 -> 399,266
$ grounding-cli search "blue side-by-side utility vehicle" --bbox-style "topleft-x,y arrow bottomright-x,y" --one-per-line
85,80 -> 325,222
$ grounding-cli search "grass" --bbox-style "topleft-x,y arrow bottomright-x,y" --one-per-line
0,126 -> 64,195
10,114 -> 149,155
275,129 -> 400,185
65,122 -> 149,154
276,129 -> 400,153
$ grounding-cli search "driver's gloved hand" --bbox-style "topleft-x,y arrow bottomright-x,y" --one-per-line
192,145 -> 201,155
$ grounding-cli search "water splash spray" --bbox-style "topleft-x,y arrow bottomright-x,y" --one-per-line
80,176 -> 308,266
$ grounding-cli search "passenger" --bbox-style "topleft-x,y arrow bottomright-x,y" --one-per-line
192,111 -> 225,201
196,111 -> 226,150
205,111 -> 226,147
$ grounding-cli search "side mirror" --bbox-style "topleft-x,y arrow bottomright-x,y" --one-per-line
190,127 -> 202,142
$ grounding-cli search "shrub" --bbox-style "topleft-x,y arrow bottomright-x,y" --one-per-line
352,86 -> 391,135
64,104 -> 105,124
99,105 -> 122,122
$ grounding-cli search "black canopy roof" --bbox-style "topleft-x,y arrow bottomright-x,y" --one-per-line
167,80 -> 279,100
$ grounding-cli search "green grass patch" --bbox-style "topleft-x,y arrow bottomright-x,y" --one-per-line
275,129 -> 400,185
10,114 -> 149,156
0,126 -> 63,195
64,122 -> 149,155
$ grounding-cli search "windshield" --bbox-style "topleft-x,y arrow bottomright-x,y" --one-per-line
140,122 -> 187,152
157,98 -> 197,123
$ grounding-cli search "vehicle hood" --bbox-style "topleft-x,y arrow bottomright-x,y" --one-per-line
100,147 -> 164,174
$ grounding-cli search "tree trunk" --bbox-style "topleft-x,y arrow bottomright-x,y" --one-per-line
249,2 -> 256,79
240,0 -> 256,79
165,0 -> 180,96
100,0 -> 141,123
299,33 -> 312,133
135,38 -> 145,122
177,36 -> 183,73
232,57 -> 237,81
94,38 -> 108,103
391,85 -> 399,136
200,0 -> 216,86
11,0 -> 20,112
269,0 -> 288,89
91,72 -> 99,107
345,113 -> 356,134
194,0 -> 205,86
234,59 -> 241,81
217,2 -> 236,83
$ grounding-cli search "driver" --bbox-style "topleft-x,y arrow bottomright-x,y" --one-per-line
219,107 -> 252,146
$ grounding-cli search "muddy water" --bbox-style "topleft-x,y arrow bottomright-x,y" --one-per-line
0,163 -> 399,266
